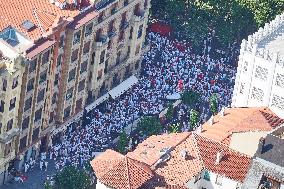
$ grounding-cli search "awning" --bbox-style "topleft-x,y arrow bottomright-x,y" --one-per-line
85,93 -> 110,112
108,75 -> 138,99
166,93 -> 181,100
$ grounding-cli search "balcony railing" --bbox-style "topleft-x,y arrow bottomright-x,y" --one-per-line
96,35 -> 108,44
120,21 -> 129,30
108,30 -> 117,38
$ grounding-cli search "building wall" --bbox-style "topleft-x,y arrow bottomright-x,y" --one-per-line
0,0 -> 151,181
229,131 -> 268,157
96,180 -> 114,189
232,21 -> 284,119
187,170 -> 241,189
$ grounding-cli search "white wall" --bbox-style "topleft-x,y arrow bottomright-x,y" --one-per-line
229,131 -> 268,156
96,180 -> 113,189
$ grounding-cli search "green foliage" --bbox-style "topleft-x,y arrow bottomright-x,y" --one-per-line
44,182 -> 53,189
189,109 -> 199,129
54,166 -> 91,189
165,103 -> 174,120
137,116 -> 163,136
117,131 -> 129,154
181,90 -> 200,107
168,123 -> 182,133
151,0 -> 279,48
209,94 -> 218,115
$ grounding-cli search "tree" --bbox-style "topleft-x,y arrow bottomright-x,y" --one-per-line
181,90 -> 200,108
165,103 -> 174,120
54,166 -> 91,189
117,131 -> 129,154
209,94 -> 218,115
168,123 -> 182,133
137,116 -> 163,136
189,109 -> 199,130
44,182 -> 53,189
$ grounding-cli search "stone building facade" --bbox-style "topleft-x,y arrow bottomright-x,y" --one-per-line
0,0 -> 150,184
232,13 -> 284,119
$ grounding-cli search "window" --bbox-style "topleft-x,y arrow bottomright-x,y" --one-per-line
124,0 -> 129,6
68,69 -> 76,82
116,51 -> 121,65
37,89 -> 45,103
85,23 -> 93,37
89,72 -> 92,82
39,70 -> 47,84
137,25 -> 143,39
4,142 -> 11,156
24,97 -> 32,111
215,175 -> 223,186
255,66 -> 268,81
0,123 -> 2,134
127,46 -> 130,57
42,50 -> 50,65
251,87 -> 264,102
0,100 -> 4,112
203,171 -> 210,181
29,59 -> 37,73
239,83 -> 244,94
243,61 -> 248,72
64,106 -> 71,119
91,52 -> 95,65
32,127 -> 39,142
111,3 -> 117,15
66,88 -> 73,100
135,61 -> 140,70
78,79 -> 85,92
59,35 -> 64,48
100,50 -> 105,64
275,73 -> 284,88
75,98 -> 83,113
22,116 -> 30,130
135,44 -> 140,55
73,31 -> 81,45
57,54 -> 62,67
19,136 -> 27,151
97,70 -> 103,80
27,78 -> 34,92
52,93 -> 57,104
80,61 -> 88,74
54,73 -> 59,86
9,97 -> 16,111
98,12 -> 104,23
6,119 -> 13,131
49,112 -> 54,123
129,27 -> 133,39
119,30 -> 124,41
71,49 -> 79,62
83,41 -> 90,54
34,108 -> 42,122
144,0 -> 148,9
271,95 -> 284,110
2,79 -> 7,91
12,76 -> 19,89
108,40 -> 112,49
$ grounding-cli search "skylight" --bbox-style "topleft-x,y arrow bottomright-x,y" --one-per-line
0,27 -> 19,47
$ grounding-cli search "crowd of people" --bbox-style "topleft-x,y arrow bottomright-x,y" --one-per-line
46,31 -> 238,172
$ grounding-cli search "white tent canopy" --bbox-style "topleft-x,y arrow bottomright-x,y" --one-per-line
108,75 -> 138,99
85,93 -> 110,112
166,93 -> 181,100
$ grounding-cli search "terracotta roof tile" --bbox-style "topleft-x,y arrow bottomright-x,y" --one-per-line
0,0 -> 81,40
194,134 -> 251,182
201,107 -> 284,143
127,132 -> 190,167
91,149 -> 154,189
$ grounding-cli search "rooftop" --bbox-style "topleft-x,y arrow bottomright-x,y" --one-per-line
200,107 -> 284,145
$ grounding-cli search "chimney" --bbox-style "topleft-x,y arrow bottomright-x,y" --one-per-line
180,149 -> 187,160
215,151 -> 224,164
220,107 -> 225,116
209,116 -> 214,125
195,124 -> 202,134
257,137 -> 265,154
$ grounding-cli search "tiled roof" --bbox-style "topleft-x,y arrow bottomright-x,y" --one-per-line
201,107 -> 284,144
0,0 -> 82,40
91,149 -> 154,189
127,132 -> 190,167
194,134 -> 251,182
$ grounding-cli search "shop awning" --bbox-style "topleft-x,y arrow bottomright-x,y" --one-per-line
108,75 -> 138,99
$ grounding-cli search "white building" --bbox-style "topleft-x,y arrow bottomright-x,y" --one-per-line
232,13 -> 284,118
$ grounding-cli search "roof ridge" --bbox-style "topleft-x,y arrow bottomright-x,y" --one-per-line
125,156 -> 131,189
192,133 -> 206,171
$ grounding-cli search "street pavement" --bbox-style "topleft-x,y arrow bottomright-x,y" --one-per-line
0,160 -> 56,189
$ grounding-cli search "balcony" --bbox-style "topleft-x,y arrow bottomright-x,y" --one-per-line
0,128 -> 20,144
134,10 -> 145,22
95,0 -> 115,10
108,30 -> 117,38
120,21 -> 129,30
95,35 -> 109,49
